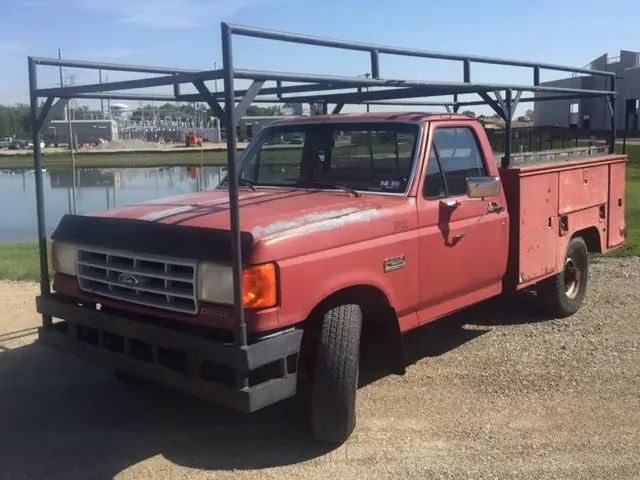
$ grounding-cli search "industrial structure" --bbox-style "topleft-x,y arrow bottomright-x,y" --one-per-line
534,50 -> 640,131
46,119 -> 118,145
46,103 -> 283,144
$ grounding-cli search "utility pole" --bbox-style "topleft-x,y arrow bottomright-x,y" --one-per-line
99,69 -> 104,119
58,48 -> 76,213
214,61 -> 221,142
106,73 -> 111,119
57,50 -> 65,121
364,72 -> 371,113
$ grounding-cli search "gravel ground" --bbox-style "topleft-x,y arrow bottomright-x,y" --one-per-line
0,257 -> 639,480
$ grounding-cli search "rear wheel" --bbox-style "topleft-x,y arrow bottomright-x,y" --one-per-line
311,303 -> 363,444
537,236 -> 589,318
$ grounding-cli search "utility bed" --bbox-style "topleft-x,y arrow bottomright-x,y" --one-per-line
500,152 -> 627,287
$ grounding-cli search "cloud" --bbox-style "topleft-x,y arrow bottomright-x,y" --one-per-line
76,0 -> 267,28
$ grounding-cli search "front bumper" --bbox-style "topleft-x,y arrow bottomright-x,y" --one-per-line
36,294 -> 303,413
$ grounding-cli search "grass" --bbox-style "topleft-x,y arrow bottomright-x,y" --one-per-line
0,242 -> 44,282
607,161 -> 640,258
0,145 -> 313,170
0,149 -> 241,170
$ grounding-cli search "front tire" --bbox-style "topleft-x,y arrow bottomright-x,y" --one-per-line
311,303 -> 363,444
537,236 -> 589,318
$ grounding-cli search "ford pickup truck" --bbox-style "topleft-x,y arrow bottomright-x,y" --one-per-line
37,112 -> 627,444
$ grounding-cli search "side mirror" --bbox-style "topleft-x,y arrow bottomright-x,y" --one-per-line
466,176 -> 501,198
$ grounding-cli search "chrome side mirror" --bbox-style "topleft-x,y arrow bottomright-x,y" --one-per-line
466,176 -> 501,198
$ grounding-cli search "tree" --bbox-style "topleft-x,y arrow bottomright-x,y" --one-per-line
524,109 -> 534,121
461,110 -> 476,117
245,105 -> 283,116
0,104 -> 31,138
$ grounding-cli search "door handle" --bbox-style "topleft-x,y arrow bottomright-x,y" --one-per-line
451,201 -> 503,245
487,201 -> 505,213
443,199 -> 461,208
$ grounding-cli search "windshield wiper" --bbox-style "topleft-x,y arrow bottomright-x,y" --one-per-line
221,177 -> 257,191
238,178 -> 257,191
298,180 -> 362,198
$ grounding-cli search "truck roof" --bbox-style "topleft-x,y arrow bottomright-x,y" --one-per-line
271,112 -> 474,124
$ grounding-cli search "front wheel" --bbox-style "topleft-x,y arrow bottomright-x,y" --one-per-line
537,236 -> 589,318
311,303 -> 363,444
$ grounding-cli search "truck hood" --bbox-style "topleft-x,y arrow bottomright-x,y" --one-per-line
92,187 -> 405,246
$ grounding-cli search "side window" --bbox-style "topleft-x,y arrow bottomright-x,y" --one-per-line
424,127 -> 487,198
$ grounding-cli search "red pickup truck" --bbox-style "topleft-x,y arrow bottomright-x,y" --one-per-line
39,112 -> 627,443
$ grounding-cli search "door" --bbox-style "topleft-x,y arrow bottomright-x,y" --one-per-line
417,124 -> 509,324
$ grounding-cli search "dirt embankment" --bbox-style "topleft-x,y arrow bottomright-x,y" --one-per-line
0,140 -> 251,157
0,257 -> 639,479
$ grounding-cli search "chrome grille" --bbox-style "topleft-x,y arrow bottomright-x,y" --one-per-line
76,246 -> 198,314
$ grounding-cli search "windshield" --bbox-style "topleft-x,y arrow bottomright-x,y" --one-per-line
225,121 -> 420,194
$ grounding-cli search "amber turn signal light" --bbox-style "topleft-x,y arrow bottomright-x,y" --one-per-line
243,263 -> 278,309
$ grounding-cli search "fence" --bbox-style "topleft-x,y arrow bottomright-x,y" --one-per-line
485,125 -> 640,156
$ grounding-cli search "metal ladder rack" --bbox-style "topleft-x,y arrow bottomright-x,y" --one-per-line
27,22 -> 618,351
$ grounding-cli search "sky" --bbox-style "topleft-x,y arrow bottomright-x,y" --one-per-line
1,0 -> 638,116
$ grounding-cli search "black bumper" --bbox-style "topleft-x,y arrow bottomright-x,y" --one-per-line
36,294 -> 303,413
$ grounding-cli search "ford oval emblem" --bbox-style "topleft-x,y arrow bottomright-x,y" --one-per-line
117,273 -> 138,286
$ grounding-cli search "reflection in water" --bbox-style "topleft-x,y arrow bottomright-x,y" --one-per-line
0,166 -> 225,242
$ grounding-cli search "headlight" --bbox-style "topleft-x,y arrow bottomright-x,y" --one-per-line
197,261 -> 278,309
197,262 -> 234,305
51,241 -> 77,276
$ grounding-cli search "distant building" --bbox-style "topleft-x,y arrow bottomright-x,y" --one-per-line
46,120 -> 119,145
534,50 -> 640,131
236,116 -> 285,141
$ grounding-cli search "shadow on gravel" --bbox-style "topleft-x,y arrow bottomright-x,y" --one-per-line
361,292 -> 550,385
0,295 -> 551,479
0,340 -> 334,479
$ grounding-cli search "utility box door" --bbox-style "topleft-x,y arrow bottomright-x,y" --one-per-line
558,165 -> 608,215
607,161 -> 627,248
517,173 -> 559,283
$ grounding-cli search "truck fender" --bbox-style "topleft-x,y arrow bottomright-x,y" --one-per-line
304,268 -> 399,317
304,274 -> 406,376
